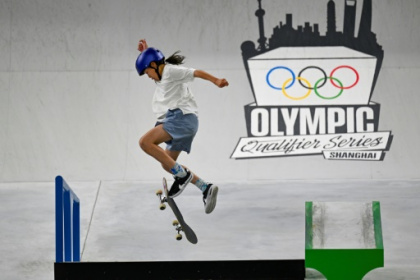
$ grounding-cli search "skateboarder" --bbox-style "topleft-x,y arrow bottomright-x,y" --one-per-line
136,39 -> 228,214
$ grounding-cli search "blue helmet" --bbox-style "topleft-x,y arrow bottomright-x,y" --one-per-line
135,48 -> 165,76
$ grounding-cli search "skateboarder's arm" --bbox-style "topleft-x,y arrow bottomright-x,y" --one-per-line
194,70 -> 229,88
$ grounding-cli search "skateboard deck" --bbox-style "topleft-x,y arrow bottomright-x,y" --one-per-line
156,177 -> 198,244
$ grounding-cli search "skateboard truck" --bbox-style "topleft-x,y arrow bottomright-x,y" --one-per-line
172,220 -> 183,241
156,189 -> 167,210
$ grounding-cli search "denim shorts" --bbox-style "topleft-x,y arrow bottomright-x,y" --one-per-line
155,109 -> 199,154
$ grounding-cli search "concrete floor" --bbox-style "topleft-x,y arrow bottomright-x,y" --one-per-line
0,179 -> 419,279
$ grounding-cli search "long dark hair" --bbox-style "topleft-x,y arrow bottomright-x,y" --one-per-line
165,51 -> 185,65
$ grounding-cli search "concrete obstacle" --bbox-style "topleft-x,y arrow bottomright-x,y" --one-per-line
305,201 -> 384,280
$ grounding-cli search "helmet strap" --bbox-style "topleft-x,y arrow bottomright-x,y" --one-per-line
155,67 -> 162,81
150,60 -> 164,81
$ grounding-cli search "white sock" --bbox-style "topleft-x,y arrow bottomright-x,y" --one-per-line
194,178 -> 208,193
170,162 -> 187,178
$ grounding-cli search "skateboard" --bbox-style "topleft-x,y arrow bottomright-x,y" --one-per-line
156,177 -> 198,244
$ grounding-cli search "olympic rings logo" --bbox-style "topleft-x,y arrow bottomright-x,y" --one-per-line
266,65 -> 359,100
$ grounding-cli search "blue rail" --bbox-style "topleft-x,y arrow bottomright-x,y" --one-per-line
55,176 -> 80,263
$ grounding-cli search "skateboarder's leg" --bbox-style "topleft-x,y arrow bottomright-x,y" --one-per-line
165,149 -> 218,213
140,125 -> 218,212
139,124 -> 177,172
162,149 -> 196,181
163,149 -> 212,196
140,125 -> 190,177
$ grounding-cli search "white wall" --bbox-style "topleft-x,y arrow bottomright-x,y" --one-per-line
1,0 -> 419,182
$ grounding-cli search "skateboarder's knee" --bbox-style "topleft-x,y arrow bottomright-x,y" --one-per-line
139,136 -> 151,153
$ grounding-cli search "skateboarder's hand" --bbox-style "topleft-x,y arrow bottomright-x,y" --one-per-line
138,39 -> 148,52
215,78 -> 229,88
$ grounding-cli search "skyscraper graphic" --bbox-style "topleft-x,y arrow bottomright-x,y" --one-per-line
359,0 -> 372,38
255,0 -> 267,51
327,0 -> 337,36
344,0 -> 357,39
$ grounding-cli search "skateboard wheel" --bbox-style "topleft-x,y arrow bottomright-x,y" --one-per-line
156,189 -> 163,196
159,203 -> 166,210
176,233 -> 182,241
172,220 -> 179,226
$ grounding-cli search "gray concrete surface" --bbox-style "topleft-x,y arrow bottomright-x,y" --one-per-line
1,179 -> 419,279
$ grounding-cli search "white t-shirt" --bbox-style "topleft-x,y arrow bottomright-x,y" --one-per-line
152,64 -> 199,121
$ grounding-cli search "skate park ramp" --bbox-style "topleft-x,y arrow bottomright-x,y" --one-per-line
2,180 -> 420,279
305,201 -> 384,280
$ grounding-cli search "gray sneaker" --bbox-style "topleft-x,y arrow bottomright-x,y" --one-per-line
203,184 -> 218,214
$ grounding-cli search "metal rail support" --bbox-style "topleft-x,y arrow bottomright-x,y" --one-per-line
55,176 -> 80,263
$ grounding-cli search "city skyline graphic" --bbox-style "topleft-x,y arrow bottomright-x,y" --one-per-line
241,0 -> 384,102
